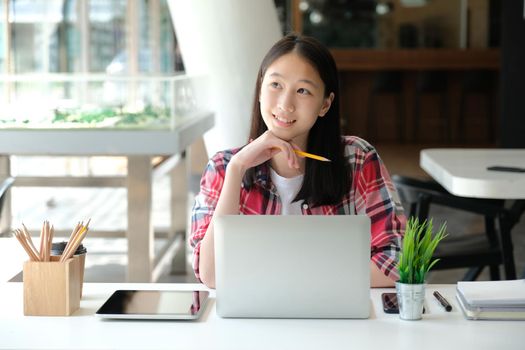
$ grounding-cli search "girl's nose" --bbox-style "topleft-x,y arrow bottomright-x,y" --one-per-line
278,93 -> 295,113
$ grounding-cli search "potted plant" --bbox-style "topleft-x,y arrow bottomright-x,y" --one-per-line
396,217 -> 447,320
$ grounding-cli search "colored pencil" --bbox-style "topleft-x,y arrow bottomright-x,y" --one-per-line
14,220 -> 90,262
293,149 -> 331,162
13,229 -> 40,261
60,220 -> 90,262
21,224 -> 40,260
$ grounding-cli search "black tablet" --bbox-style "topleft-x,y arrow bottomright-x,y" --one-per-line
95,290 -> 210,320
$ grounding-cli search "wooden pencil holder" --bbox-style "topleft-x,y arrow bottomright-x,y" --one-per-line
23,255 -> 81,316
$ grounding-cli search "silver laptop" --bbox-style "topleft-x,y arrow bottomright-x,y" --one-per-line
214,215 -> 371,319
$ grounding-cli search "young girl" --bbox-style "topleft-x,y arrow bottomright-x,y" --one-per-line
191,34 -> 405,289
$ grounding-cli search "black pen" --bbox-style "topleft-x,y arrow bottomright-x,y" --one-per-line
433,291 -> 452,312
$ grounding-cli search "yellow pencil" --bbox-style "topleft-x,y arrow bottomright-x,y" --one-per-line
61,225 -> 89,262
293,149 -> 331,162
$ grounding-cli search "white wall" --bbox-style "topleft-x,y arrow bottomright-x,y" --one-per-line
167,0 -> 282,157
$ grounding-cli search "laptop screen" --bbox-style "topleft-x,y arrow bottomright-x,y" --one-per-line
214,215 -> 371,319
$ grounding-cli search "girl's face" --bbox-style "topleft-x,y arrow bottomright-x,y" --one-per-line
259,52 -> 334,149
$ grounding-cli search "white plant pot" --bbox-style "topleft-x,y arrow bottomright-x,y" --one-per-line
396,282 -> 425,320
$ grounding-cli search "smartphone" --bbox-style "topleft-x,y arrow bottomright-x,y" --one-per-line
381,292 -> 399,313
381,293 -> 426,314
486,166 -> 525,173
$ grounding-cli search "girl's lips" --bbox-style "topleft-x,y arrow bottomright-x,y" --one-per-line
272,114 -> 296,127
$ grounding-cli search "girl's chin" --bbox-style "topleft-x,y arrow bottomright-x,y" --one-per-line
269,129 -> 309,145
267,128 -> 294,140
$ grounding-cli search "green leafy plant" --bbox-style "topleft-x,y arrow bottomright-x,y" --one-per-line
52,104 -> 170,127
398,217 -> 447,284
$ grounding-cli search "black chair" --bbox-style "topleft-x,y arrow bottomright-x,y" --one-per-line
0,177 -> 14,215
0,177 -> 15,236
367,71 -> 405,143
392,175 -> 520,281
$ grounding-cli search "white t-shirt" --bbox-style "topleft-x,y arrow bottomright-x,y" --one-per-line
269,167 -> 304,215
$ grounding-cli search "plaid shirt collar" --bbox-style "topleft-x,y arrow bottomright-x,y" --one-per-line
253,163 -> 272,189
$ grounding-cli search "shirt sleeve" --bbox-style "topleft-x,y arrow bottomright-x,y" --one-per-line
190,153 -> 227,282
355,148 -> 406,280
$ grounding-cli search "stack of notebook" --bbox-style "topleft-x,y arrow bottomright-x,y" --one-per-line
456,279 -> 525,320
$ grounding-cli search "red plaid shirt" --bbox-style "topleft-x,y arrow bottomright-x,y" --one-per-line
190,136 -> 406,281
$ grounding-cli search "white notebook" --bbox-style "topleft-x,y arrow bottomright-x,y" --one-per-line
457,279 -> 525,308
456,292 -> 525,321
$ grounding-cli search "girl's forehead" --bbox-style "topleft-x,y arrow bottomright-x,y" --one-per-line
264,52 -> 322,82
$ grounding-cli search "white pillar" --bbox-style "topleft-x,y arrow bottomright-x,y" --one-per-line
167,0 -> 281,156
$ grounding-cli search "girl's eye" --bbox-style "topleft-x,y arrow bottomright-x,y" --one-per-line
297,88 -> 311,95
270,82 -> 281,89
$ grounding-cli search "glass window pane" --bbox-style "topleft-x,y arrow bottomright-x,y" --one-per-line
160,0 -> 182,72
137,0 -> 151,73
137,0 -> 179,74
55,0 -> 80,73
0,1 -> 6,73
89,0 -> 126,73
9,0 -> 80,73
7,0 -> 180,74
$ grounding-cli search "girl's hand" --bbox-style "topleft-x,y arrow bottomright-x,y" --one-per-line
230,131 -> 300,173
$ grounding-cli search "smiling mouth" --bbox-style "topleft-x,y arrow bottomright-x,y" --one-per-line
273,114 -> 296,124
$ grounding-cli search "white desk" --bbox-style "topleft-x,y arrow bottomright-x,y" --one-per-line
0,282 -> 523,350
420,148 -> 525,278
420,148 -> 525,199
0,112 -> 214,282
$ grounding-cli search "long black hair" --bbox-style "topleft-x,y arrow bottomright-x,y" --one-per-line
244,33 -> 350,207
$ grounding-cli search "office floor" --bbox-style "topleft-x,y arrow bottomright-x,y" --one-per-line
2,143 -> 524,284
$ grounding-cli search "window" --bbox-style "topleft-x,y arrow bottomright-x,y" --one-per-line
2,0 -> 181,75
0,0 -> 183,125
0,0 -> 186,228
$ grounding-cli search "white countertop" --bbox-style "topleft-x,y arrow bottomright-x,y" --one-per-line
420,148 -> 525,199
1,282 -> 523,350
0,111 -> 214,156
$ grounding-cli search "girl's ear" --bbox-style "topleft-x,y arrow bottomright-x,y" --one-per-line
318,92 -> 335,117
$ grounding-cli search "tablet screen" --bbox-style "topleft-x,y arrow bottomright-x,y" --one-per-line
96,290 -> 209,320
